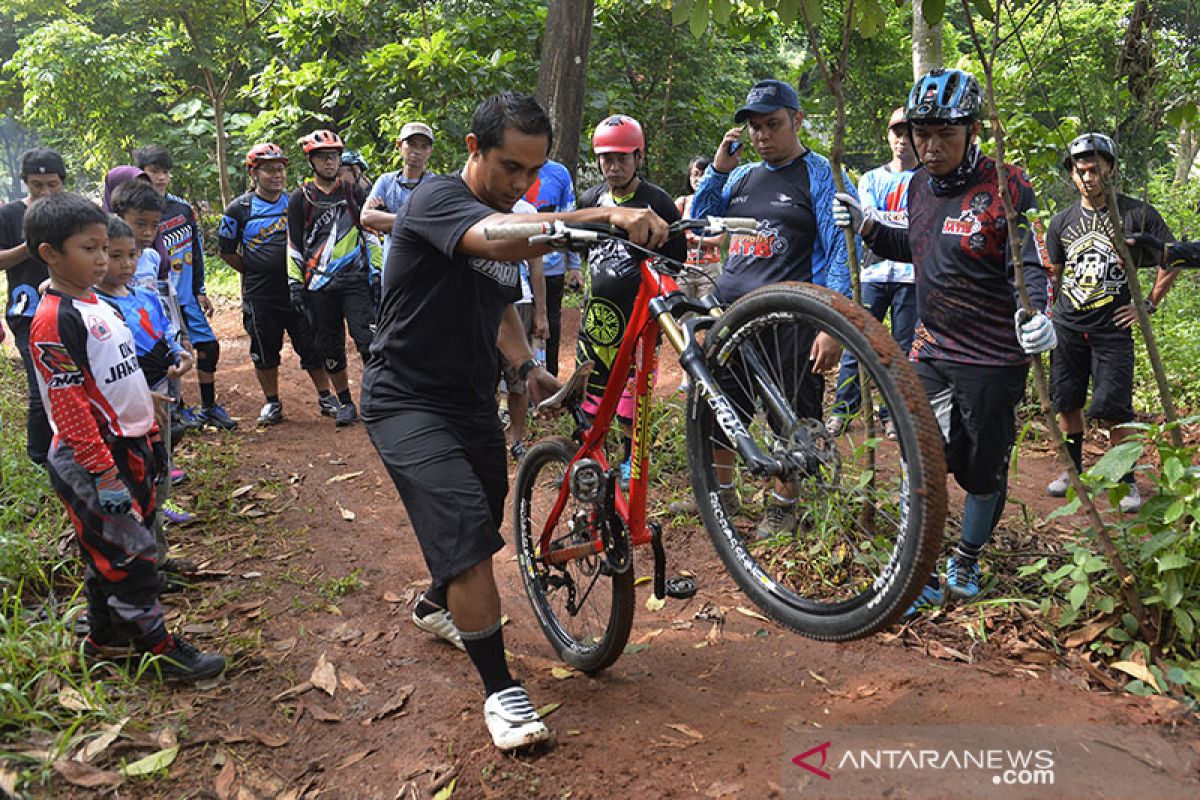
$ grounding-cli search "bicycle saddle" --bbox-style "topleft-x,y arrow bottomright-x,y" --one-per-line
537,361 -> 594,412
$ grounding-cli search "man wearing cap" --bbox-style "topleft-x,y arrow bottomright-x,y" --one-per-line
362,122 -> 435,267
690,78 -> 853,539
1043,132 -> 1177,513
0,147 -> 67,464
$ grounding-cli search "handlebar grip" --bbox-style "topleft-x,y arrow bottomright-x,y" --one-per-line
716,217 -> 759,230
483,222 -> 550,240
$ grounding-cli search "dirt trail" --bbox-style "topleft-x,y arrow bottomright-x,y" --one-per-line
68,299 -> 1198,799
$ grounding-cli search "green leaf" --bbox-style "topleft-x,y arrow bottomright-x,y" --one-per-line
1162,457 -> 1184,486
1163,573 -> 1184,609
689,0 -> 709,37
671,0 -> 694,27
1043,496 -> 1081,522
1088,442 -> 1143,483
1173,607 -> 1195,641
1156,553 -> 1191,573
1067,582 -> 1088,610
711,0 -> 731,26
120,747 -> 178,777
972,0 -> 995,19
1164,500 -> 1186,524
432,778 -> 457,800
921,0 -> 946,26
801,0 -> 821,26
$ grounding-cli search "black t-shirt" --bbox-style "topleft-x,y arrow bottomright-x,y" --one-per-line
1047,195 -> 1173,331
714,158 -> 817,304
218,191 -> 291,302
1,200 -> 48,320
361,174 -> 522,418
576,180 -> 687,274
868,155 -> 1049,367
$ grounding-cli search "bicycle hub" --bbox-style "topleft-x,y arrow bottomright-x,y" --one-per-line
569,459 -> 606,503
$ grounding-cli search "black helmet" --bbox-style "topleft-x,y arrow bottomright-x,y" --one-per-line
906,68 -> 983,124
1063,133 -> 1116,170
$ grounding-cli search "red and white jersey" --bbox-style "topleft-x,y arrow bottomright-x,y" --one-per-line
30,290 -> 156,473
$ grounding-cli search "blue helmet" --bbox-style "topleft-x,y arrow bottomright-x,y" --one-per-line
906,68 -> 983,124
340,149 -> 368,171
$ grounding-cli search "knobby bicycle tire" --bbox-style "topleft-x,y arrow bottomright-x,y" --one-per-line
512,436 -> 636,672
685,282 -> 947,640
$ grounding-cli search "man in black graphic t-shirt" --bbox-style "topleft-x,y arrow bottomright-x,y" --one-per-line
1043,133 -> 1177,513
361,92 -> 668,752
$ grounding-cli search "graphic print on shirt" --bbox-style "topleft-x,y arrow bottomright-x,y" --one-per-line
1057,214 -> 1125,313
466,257 -> 520,289
37,343 -> 84,389
729,220 -> 788,258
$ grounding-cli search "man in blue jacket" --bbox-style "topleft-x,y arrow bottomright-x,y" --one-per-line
691,78 -> 854,538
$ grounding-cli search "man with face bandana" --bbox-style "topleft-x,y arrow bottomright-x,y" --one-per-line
835,68 -> 1053,612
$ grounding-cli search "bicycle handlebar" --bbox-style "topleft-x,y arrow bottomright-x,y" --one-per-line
482,217 -> 760,243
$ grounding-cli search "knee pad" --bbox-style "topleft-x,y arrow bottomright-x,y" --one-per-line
194,340 -> 220,374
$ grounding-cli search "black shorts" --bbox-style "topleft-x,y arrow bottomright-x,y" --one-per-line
1049,324 -> 1135,423
916,359 -> 1028,496
716,323 -> 824,445
242,298 -> 322,371
365,409 -> 507,589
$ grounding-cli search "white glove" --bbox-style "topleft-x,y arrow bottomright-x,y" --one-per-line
833,193 -> 878,234
1014,308 -> 1057,354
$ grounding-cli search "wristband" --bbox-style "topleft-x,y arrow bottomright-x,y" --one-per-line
517,358 -> 543,381
1145,299 -> 1158,315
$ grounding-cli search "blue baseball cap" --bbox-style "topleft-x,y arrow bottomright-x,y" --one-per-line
735,79 -> 800,123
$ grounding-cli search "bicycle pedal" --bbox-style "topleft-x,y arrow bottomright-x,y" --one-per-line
664,576 -> 698,599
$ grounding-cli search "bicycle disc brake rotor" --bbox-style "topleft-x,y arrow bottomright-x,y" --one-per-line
777,417 -> 841,482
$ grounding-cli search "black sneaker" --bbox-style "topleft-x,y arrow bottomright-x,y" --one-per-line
159,556 -> 198,575
318,395 -> 340,417
335,400 -> 359,427
153,636 -> 226,683
201,404 -> 239,430
82,633 -> 137,661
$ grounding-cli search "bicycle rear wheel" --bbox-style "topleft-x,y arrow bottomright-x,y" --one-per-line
686,282 -> 946,640
512,436 -> 635,673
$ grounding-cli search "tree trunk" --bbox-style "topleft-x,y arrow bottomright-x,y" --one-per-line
1173,123 -> 1199,185
205,70 -> 232,208
912,1 -> 943,79
535,0 -> 595,180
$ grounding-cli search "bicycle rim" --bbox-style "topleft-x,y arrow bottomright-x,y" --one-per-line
687,283 -> 946,640
512,436 -> 635,673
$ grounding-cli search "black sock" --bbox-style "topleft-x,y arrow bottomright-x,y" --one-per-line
200,382 -> 216,407
318,388 -> 332,399
1122,471 -> 1136,485
266,394 -> 280,405
1065,432 -> 1083,472
621,436 -> 632,462
337,389 -> 353,405
461,621 -> 517,696
424,583 -> 447,608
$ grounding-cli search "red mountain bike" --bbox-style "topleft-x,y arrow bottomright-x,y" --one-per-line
486,218 -> 947,673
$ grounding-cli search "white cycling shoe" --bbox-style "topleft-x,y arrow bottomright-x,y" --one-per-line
411,596 -> 465,651
484,685 -> 550,751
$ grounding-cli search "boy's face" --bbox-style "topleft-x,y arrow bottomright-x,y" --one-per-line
143,164 -> 171,195
24,173 -> 65,202
40,223 -> 109,292
1070,156 -> 1111,204
103,235 -> 138,288
252,161 -> 287,194
122,209 -> 162,249
309,149 -> 341,180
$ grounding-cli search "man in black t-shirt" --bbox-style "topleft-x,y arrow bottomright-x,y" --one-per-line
0,147 -> 66,465
576,115 -> 686,488
219,143 -> 333,427
1044,133 -> 1177,513
361,92 -> 668,752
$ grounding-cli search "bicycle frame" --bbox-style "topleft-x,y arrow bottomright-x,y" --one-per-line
536,257 -> 683,567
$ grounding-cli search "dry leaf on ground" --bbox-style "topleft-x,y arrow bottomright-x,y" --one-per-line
53,759 -> 122,788
310,653 -> 337,696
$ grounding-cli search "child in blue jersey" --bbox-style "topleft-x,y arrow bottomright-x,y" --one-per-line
96,215 -> 196,567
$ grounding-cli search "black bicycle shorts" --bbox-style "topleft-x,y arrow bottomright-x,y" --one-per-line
242,298 -> 322,372
916,359 -> 1028,496
365,408 -> 507,589
1049,324 -> 1135,423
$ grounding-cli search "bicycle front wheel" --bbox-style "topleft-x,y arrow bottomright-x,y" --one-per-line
512,436 -> 635,673
686,282 -> 947,640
